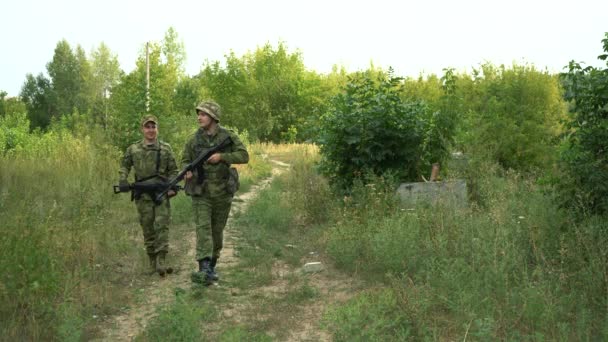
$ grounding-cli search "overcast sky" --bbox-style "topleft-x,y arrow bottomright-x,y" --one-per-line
1,0 -> 606,97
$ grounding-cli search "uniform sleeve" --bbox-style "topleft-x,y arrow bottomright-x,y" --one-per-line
118,146 -> 133,182
221,131 -> 249,165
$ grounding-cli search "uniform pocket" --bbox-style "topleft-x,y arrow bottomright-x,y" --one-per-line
226,167 -> 240,195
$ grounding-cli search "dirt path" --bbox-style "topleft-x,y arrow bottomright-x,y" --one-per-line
96,159 -> 362,341
206,160 -> 363,341
94,160 -> 290,341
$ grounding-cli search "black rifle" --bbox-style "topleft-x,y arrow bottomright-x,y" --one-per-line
153,136 -> 233,204
113,181 -> 182,205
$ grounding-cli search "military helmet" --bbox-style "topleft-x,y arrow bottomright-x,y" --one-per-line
195,101 -> 221,122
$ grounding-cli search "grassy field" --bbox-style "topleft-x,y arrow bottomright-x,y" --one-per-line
142,146 -> 608,341
2,140 -> 607,340
0,131 -> 271,341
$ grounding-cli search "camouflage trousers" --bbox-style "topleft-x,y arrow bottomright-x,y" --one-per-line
135,196 -> 171,255
191,193 -> 233,261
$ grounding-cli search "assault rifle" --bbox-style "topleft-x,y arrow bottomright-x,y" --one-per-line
113,181 -> 182,205
153,136 -> 233,204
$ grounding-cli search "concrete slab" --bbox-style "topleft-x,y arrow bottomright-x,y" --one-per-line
396,179 -> 468,208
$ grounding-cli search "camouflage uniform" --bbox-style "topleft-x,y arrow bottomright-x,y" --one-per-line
182,102 -> 249,282
119,118 -> 178,274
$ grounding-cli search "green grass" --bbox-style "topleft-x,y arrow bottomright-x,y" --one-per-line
140,295 -> 216,342
0,132 -> 136,340
322,289 -> 413,342
324,165 -> 608,340
0,126 -> 273,340
136,144 -> 332,340
31,138 -> 602,341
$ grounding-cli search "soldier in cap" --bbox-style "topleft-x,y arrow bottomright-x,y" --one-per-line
118,114 -> 179,276
182,101 -> 249,285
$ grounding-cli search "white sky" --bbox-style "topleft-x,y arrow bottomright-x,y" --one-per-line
1,0 -> 607,97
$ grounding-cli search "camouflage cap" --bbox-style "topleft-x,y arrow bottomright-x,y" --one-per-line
195,101 -> 221,122
141,114 -> 158,126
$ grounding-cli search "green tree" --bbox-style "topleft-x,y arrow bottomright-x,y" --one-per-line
458,63 -> 566,171
74,45 -> 94,114
109,28 -> 187,148
402,69 -> 460,171
47,40 -> 80,117
109,59 -> 148,148
173,76 -> 209,117
199,42 -> 315,141
558,33 -> 608,214
296,66 -> 348,141
0,91 -> 27,118
90,42 -> 123,128
19,73 -> 55,129
162,27 -> 186,78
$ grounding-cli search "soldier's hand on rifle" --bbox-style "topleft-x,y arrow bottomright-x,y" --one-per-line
185,171 -> 193,181
167,190 -> 176,198
207,153 -> 222,164
118,180 -> 130,192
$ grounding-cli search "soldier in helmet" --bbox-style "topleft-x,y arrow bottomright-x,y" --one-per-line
182,101 -> 249,285
118,115 -> 179,276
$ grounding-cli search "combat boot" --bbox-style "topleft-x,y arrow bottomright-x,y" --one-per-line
156,252 -> 173,277
209,256 -> 219,281
191,257 -> 212,285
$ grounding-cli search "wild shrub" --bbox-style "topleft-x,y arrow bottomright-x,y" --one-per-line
558,33 -> 608,215
457,63 -> 566,172
0,112 -> 31,153
317,70 -> 454,190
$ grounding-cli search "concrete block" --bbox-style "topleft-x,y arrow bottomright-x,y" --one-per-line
396,179 -> 467,208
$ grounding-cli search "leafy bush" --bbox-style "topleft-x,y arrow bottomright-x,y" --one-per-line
0,112 -> 31,153
558,33 -> 608,215
317,71 -> 454,190
457,63 -> 566,172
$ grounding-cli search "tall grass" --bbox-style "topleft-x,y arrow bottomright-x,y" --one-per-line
324,163 -> 608,340
0,130 -> 137,340
0,114 -> 278,340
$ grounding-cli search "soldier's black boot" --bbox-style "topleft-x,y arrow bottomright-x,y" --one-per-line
191,257 -> 212,285
209,256 -> 219,281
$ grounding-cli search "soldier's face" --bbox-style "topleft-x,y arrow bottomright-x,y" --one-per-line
197,111 -> 213,129
142,122 -> 158,141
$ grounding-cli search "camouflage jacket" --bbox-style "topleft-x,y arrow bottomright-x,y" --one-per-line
119,140 -> 179,193
181,126 -> 249,197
